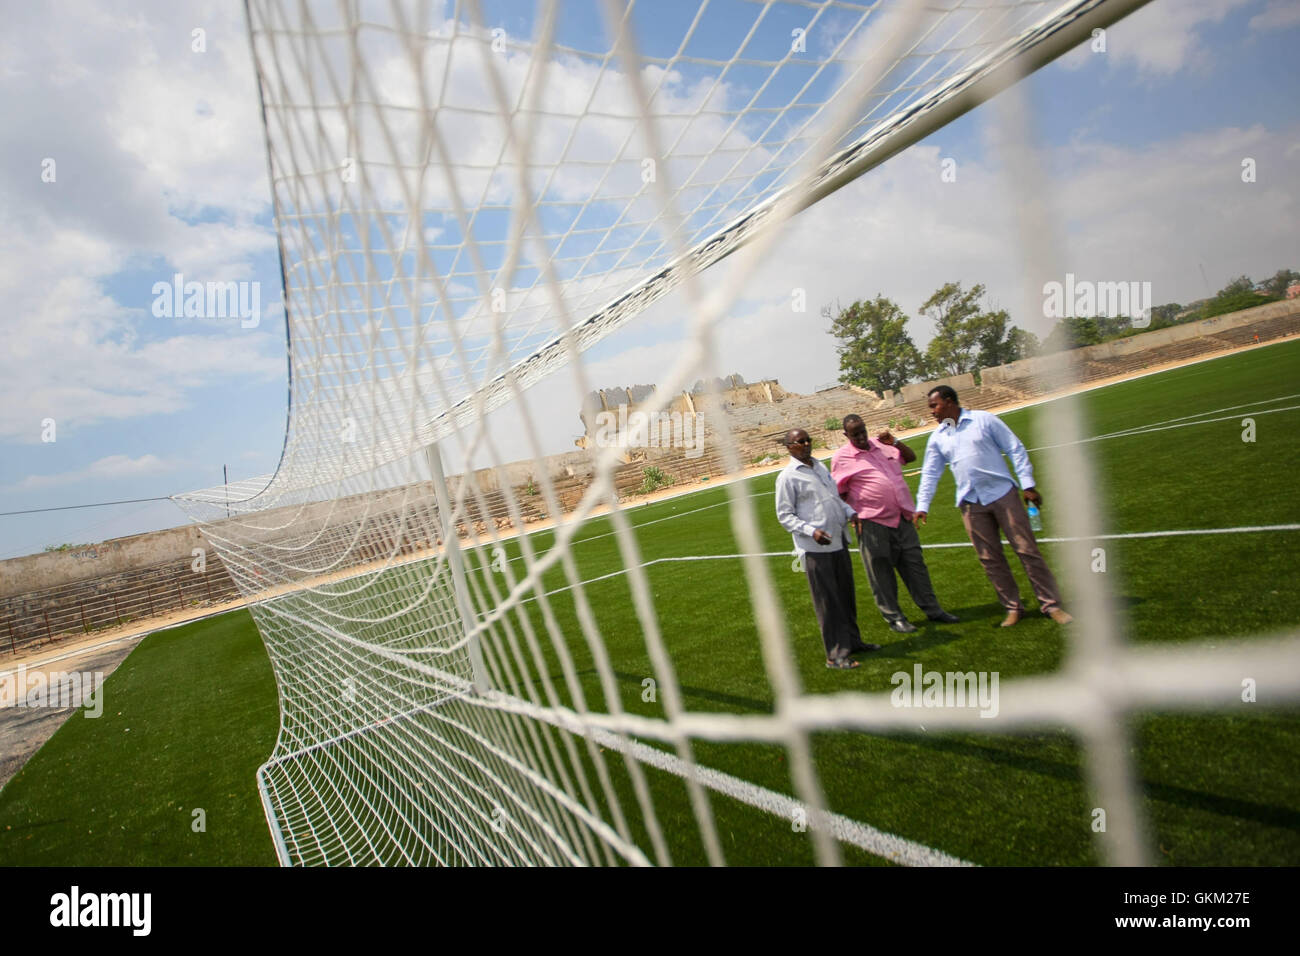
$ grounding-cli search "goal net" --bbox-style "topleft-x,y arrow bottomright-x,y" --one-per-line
168,0 -> 1286,866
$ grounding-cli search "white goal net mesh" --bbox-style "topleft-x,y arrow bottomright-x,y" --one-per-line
172,0 -> 1300,867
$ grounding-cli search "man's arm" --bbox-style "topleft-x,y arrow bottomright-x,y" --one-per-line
830,447 -> 852,492
774,472 -> 817,539
987,414 -> 1036,494
914,438 -> 947,515
875,428 -> 917,465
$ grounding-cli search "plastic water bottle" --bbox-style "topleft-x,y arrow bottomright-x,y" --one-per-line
1026,501 -> 1043,532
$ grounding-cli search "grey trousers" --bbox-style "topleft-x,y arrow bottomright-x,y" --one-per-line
803,547 -> 863,662
857,517 -> 945,623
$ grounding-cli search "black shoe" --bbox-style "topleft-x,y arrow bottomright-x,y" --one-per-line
849,643 -> 882,654
928,611 -> 960,624
887,619 -> 918,633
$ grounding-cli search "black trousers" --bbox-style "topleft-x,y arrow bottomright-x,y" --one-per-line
857,518 -> 944,624
802,547 -> 863,662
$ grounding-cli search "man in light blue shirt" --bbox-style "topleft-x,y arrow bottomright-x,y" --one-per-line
775,428 -> 880,668
914,386 -> 1072,627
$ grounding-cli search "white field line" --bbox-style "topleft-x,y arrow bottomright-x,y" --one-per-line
898,399 -> 1299,476
947,334 -> 1300,425
509,390 -> 1300,567
570,719 -> 973,867
522,524 -> 1300,600
1088,392 -> 1300,440
262,667 -> 973,867
1030,404 -> 1300,452
173,384 -> 1299,605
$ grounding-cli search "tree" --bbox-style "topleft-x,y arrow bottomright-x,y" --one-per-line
1217,274 -> 1255,298
1262,268 -> 1299,299
1203,289 -> 1271,318
1040,317 -> 1102,353
972,307 -> 1042,369
1094,314 -> 1133,339
1005,326 -> 1040,360
921,281 -> 986,376
1149,303 -> 1182,329
826,297 -> 923,394
921,281 -> 1037,374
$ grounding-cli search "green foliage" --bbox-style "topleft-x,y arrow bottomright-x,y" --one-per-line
1261,268 -> 1299,299
828,284 -> 1038,387
1040,315 -> 1139,353
824,416 -> 841,431
523,478 -> 538,496
888,416 -> 920,430
1148,303 -> 1184,329
1217,274 -> 1256,298
972,307 -> 1016,370
637,466 -> 674,495
1005,326 -> 1040,361
43,542 -> 94,553
1203,290 -> 1273,319
921,281 -> 986,376
921,282 -> 1036,376
825,296 -> 923,394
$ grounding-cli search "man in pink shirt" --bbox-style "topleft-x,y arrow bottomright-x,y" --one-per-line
831,414 -> 959,634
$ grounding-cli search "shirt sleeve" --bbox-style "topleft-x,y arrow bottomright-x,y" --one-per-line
830,448 -> 852,494
915,437 -> 946,514
774,472 -> 814,538
988,414 -> 1035,489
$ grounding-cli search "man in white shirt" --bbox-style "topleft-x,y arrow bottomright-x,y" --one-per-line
775,428 -> 881,669
914,385 -> 1073,628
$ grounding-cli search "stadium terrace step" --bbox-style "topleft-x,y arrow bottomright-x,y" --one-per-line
2,555 -> 241,656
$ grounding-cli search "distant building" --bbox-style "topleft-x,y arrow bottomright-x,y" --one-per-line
1288,282 -> 1300,300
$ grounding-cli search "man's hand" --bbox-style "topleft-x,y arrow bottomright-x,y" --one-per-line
850,515 -> 862,536
913,511 -> 927,526
875,428 -> 895,445
812,528 -> 832,545
1023,487 -> 1043,507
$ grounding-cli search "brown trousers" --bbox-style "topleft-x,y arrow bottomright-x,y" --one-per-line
960,487 -> 1063,614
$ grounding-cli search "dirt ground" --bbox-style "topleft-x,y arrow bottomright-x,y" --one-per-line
1,335 -> 1289,791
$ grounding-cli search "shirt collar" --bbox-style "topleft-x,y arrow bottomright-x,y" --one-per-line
939,408 -> 973,432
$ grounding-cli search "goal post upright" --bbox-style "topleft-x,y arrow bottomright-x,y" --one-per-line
424,442 -> 489,696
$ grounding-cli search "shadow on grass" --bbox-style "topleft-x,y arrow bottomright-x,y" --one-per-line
611,669 -> 772,714
891,733 -> 1300,831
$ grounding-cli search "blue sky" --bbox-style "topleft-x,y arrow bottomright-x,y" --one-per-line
1,0 -> 1297,560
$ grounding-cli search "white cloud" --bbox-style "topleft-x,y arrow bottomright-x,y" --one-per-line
1059,0 -> 1252,76
7,454 -> 180,492
0,2 -> 284,444
566,117 -> 1300,426
1249,1 -> 1300,31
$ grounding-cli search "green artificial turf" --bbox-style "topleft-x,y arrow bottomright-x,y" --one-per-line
2,340 -> 1297,865
0,611 -> 279,866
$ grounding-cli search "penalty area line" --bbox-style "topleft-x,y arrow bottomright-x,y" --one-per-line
583,722 -> 974,866
525,524 -> 1300,600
